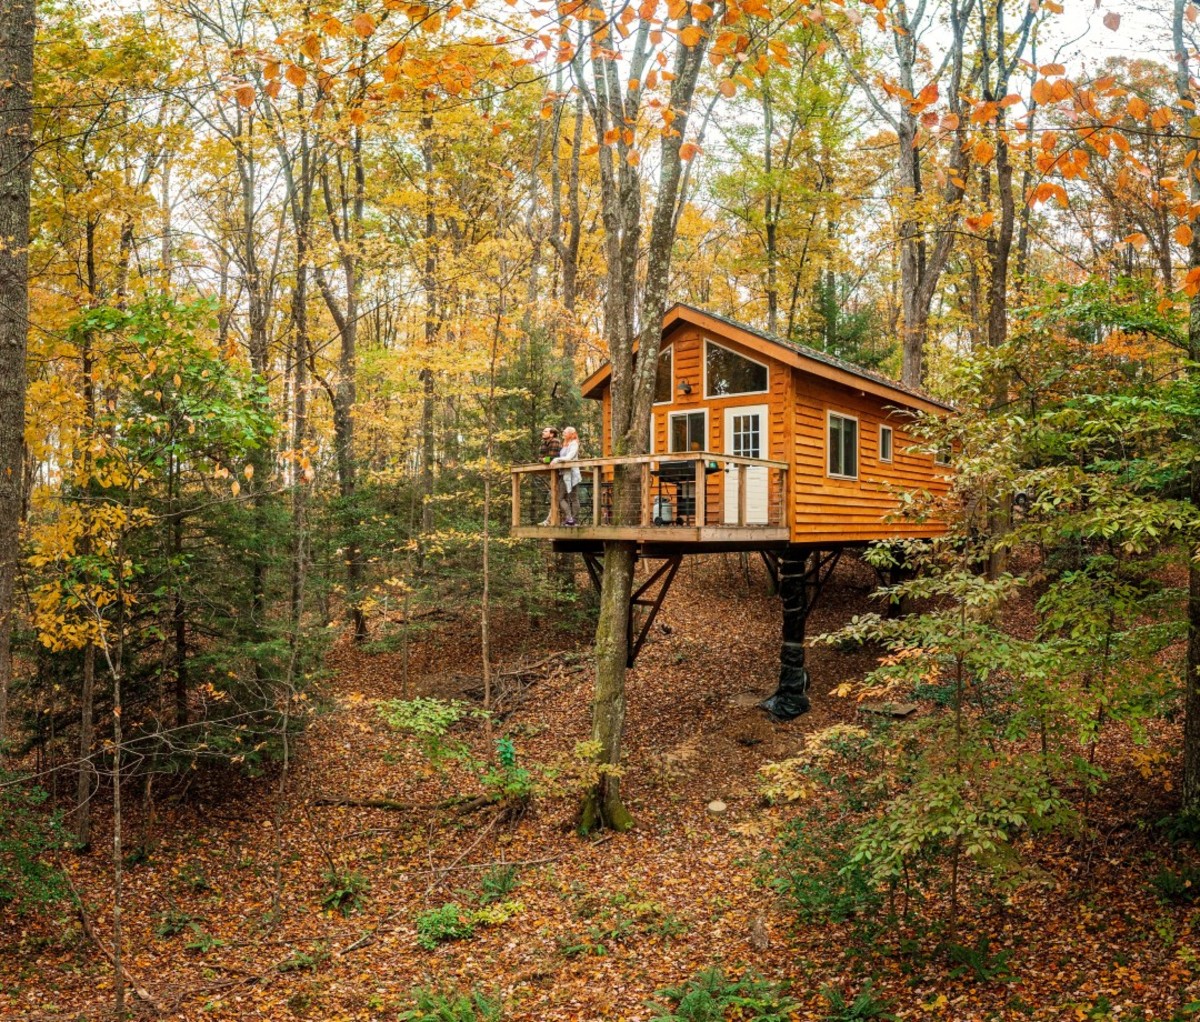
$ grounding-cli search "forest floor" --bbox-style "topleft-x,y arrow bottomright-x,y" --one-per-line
3,553 -> 1199,1021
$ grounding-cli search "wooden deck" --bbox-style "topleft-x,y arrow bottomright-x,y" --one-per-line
511,452 -> 790,550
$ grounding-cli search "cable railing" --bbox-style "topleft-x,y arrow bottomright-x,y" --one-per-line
510,452 -> 789,533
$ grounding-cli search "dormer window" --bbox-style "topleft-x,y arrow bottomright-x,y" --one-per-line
705,340 -> 768,397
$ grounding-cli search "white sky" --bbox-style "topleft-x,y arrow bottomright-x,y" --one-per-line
1048,1 -> 1174,67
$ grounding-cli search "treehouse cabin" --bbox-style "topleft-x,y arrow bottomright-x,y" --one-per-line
510,302 -> 953,551
509,304 -> 955,719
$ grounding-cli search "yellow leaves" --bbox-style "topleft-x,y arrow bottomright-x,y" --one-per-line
231,480 -> 241,497
349,108 -> 367,126
679,24 -> 703,46
1177,224 -> 1195,247
301,34 -> 321,60
353,13 -> 376,37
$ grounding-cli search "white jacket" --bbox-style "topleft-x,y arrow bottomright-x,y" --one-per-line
552,439 -> 582,491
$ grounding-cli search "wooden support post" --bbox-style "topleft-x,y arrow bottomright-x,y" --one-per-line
693,458 -> 706,527
592,466 -> 601,526
549,469 -> 561,526
511,474 -> 521,528
737,464 -> 747,526
641,462 -> 652,527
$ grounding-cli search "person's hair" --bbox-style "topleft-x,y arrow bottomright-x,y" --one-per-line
562,426 -> 578,440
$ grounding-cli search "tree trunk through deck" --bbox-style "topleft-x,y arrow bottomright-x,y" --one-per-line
580,540 -> 636,834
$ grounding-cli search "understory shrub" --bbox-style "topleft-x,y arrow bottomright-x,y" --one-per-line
397,985 -> 503,1022
648,967 -> 799,1022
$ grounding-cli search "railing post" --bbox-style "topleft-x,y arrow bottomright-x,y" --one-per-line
737,464 -> 747,527
592,466 -> 601,525
511,473 -> 520,529
693,456 -> 706,527
641,461 -> 652,527
549,468 -> 561,526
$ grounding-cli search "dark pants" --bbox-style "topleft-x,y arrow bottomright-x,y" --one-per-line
559,478 -> 581,522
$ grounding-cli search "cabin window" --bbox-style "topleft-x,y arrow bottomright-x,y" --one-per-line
934,442 -> 952,467
669,410 -> 707,452
879,424 -> 893,463
828,412 -> 858,478
705,340 -> 768,397
654,348 -> 673,405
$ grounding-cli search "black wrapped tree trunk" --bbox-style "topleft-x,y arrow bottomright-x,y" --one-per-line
761,552 -> 812,719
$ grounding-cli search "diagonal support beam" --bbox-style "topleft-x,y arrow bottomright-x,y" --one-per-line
627,555 -> 681,667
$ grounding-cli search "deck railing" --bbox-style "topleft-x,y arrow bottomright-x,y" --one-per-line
510,452 -> 789,534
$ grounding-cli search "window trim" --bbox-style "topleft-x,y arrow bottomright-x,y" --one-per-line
878,424 -> 893,464
653,345 -> 674,406
668,408 -> 709,454
703,338 -> 771,399
827,410 -> 860,480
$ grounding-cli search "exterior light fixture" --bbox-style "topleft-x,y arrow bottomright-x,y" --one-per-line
677,379 -> 692,395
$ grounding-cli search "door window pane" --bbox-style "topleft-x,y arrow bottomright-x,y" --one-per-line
670,412 -> 706,452
829,413 -> 858,477
705,341 -> 768,396
731,413 -> 761,459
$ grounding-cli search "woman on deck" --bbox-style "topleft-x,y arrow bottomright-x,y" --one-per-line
552,426 -> 582,525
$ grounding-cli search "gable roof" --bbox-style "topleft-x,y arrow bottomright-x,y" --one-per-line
581,303 -> 955,415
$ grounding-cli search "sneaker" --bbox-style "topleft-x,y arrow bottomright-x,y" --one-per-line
564,518 -> 577,526
539,518 -> 550,526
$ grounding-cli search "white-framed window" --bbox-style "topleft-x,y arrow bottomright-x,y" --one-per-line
704,339 -> 769,398
828,411 -> 859,479
934,442 -> 952,467
878,424 -> 893,463
653,347 -> 673,405
669,409 -> 708,453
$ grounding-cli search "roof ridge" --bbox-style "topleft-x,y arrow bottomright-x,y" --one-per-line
667,301 -> 953,410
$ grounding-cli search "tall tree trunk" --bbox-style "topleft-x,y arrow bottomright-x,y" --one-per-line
420,99 -> 438,536
1173,0 -> 1200,812
575,14 -> 709,831
0,0 -> 33,753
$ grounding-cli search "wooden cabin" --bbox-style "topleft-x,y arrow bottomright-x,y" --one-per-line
509,303 -> 954,709
510,303 -> 953,550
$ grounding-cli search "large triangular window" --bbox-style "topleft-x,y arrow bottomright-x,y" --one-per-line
705,340 -> 768,397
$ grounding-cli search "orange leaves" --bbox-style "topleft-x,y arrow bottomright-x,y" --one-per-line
679,24 -> 704,46
718,79 -> 736,98
1121,232 -> 1149,250
285,64 -> 307,88
964,211 -> 995,233
352,13 -> 377,37
1102,11 -> 1120,31
301,34 -> 321,60
692,2 -> 714,20
1031,79 -> 1054,106
1177,224 -> 1195,247
1184,267 -> 1200,297
1039,62 -> 1066,76
680,141 -> 700,161
234,84 -> 255,108
1150,106 -> 1175,131
971,138 -> 995,166
1029,182 -> 1069,208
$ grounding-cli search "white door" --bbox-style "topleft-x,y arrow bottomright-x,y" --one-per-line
723,405 -> 769,525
